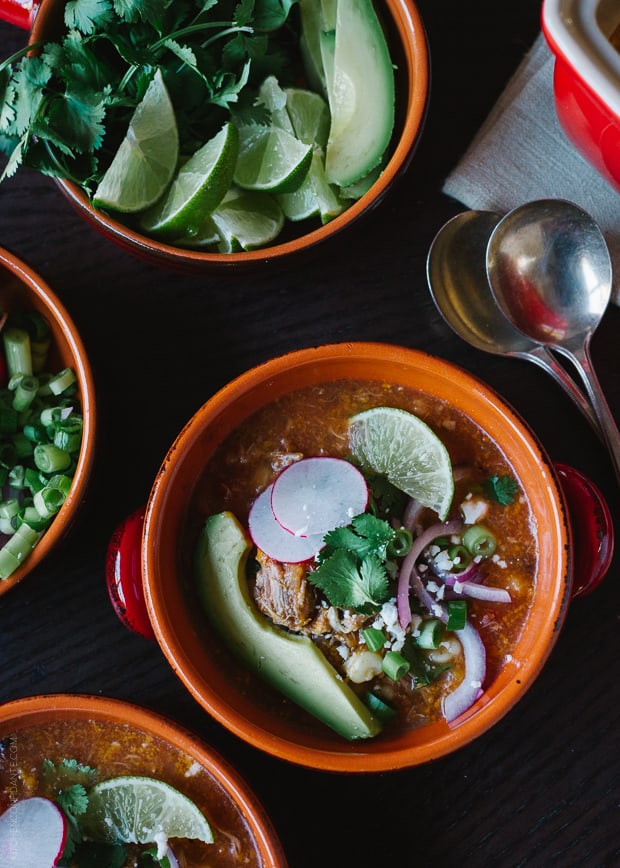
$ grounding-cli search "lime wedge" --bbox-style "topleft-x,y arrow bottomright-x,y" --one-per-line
277,150 -> 344,223
210,186 -> 284,252
258,76 -> 330,149
93,70 -> 179,213
140,122 -> 238,239
348,407 -> 454,520
80,775 -> 213,846
234,124 -> 312,194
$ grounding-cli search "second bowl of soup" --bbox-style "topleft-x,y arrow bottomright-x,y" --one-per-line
141,342 -> 571,772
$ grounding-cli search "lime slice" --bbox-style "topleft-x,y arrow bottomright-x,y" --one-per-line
348,407 -> 454,520
140,121 -> 238,238
93,70 -> 179,213
277,150 -> 344,223
80,775 -> 213,846
284,87 -> 330,149
210,186 -> 284,251
234,124 -> 312,194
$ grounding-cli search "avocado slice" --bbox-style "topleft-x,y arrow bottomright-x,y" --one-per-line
323,0 -> 395,187
195,511 -> 382,740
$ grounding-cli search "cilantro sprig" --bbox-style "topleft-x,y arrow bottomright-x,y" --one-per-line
0,0 -> 299,190
310,513 -> 398,614
483,474 -> 519,506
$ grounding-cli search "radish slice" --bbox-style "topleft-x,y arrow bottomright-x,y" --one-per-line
271,457 -> 368,537
0,797 -> 67,868
248,485 -> 325,563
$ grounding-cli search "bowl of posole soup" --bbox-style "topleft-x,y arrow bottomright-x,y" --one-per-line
127,341 -> 604,773
0,693 -> 288,866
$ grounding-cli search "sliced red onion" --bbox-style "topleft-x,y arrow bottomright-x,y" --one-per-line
443,621 -> 486,724
396,518 -> 463,628
458,581 -> 511,603
164,845 -> 180,868
402,497 -> 425,534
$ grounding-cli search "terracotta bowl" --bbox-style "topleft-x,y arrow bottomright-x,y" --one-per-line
542,0 -> 620,193
0,248 -> 96,597
6,0 -> 429,273
0,693 -> 287,866
139,342 -> 574,773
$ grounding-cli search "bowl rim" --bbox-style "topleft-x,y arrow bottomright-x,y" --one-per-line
542,0 -> 620,118
30,0 -> 430,268
0,247 -> 96,597
0,692 -> 288,866
142,341 -> 571,773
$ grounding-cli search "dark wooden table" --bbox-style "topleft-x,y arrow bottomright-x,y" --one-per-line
1,1 -> 619,865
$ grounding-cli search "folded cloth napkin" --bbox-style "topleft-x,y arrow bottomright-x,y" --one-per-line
442,33 -> 620,305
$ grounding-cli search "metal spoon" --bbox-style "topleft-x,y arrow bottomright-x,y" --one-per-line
426,210 -> 600,434
486,198 -> 620,483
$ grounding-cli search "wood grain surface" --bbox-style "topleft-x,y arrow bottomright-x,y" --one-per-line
1,2 -> 619,865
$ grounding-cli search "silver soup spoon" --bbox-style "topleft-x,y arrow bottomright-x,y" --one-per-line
426,209 -> 600,435
486,198 -> 620,483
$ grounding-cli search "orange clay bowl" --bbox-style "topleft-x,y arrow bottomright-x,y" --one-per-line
0,248 -> 96,597
0,693 -> 287,866
141,342 -> 571,773
29,0 -> 429,274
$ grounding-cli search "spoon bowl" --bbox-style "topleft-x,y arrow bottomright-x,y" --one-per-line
486,198 -> 620,484
426,209 -> 599,432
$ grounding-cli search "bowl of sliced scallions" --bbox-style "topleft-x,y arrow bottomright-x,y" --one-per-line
0,0 -> 429,272
0,248 -> 95,596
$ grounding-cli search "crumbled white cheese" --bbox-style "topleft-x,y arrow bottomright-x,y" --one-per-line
337,644 -> 350,660
460,497 -> 489,525
184,761 -> 201,778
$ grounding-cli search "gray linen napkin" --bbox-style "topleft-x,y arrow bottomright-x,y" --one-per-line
442,33 -> 620,305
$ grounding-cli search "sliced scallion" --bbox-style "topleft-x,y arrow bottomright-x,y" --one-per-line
382,651 -> 410,681
33,443 -> 71,474
387,526 -> 413,558
361,626 -> 387,652
446,599 -> 467,631
3,327 -> 32,378
364,691 -> 397,721
416,618 -> 445,650
463,525 -> 497,558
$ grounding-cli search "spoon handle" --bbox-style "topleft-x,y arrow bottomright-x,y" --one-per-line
528,346 -> 601,439
556,344 -> 620,485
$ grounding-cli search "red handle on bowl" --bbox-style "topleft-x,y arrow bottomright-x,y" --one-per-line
0,0 -> 39,29
106,465 -> 615,638
106,506 -> 156,641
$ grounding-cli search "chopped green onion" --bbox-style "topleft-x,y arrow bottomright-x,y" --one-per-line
463,525 -> 497,558
47,474 -> 73,498
361,626 -> 387,652
364,691 -> 397,721
11,375 -> 39,413
16,506 -> 49,532
0,498 -> 19,533
447,544 -> 472,572
387,526 -> 413,558
8,465 -> 26,489
416,618 -> 445,650
3,327 -> 32,378
48,368 -> 77,396
0,407 -> 18,433
0,523 -> 39,578
446,600 -> 467,631
11,432 -> 34,459
33,486 -> 65,520
53,416 -> 83,453
33,443 -> 71,473
382,651 -> 410,681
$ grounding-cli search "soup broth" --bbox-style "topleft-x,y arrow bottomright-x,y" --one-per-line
188,378 -> 537,734
0,718 -> 261,866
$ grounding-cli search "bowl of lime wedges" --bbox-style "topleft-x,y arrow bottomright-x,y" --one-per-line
120,341 -> 611,772
0,693 -> 287,866
0,0 -> 428,272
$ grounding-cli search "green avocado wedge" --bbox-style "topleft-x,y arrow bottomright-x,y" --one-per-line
319,0 -> 395,187
195,511 -> 382,741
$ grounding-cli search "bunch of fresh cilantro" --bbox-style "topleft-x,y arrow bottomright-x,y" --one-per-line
0,0 -> 298,192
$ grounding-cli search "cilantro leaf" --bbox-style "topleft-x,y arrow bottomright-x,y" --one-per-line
309,549 -> 391,614
483,474 -> 518,506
